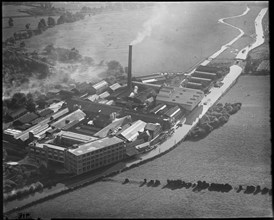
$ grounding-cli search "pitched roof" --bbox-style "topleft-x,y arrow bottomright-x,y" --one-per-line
94,115 -> 132,138
99,91 -> 110,99
85,94 -> 99,102
109,83 -> 121,91
38,108 -> 54,117
51,109 -> 86,129
15,112 -> 39,124
57,130 -> 98,143
8,108 -> 28,119
144,123 -> 161,131
196,65 -> 219,73
92,80 -> 108,90
119,120 -> 147,142
68,136 -> 124,156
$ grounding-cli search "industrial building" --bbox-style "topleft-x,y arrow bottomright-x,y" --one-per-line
3,107 -> 70,144
85,94 -> 99,102
6,108 -> 28,121
132,81 -> 162,91
64,136 -> 126,175
188,76 -> 212,85
29,143 -> 66,164
192,71 -> 217,80
157,106 -> 169,116
92,80 -> 109,94
98,91 -> 110,99
13,112 -> 39,126
106,100 -> 114,105
150,103 -> 166,114
195,65 -> 219,74
38,108 -> 54,117
50,109 -> 86,129
134,73 -> 166,84
54,130 -> 98,147
192,65 -> 218,80
118,120 -> 147,142
48,101 -> 66,113
98,100 -> 108,105
29,135 -> 128,175
144,123 -> 162,139
156,86 -> 204,111
94,115 -> 132,138
8,43 -> 215,177
184,81 -> 204,90
68,123 -> 101,136
108,83 -> 121,93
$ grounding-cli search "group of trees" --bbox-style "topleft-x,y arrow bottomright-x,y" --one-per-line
57,11 -> 85,25
42,44 -> 82,63
3,92 -> 36,114
4,181 -> 44,202
80,3 -> 154,15
3,48 -> 50,96
103,60 -> 126,85
4,16 -> 57,47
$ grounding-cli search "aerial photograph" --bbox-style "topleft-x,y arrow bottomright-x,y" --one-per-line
2,1 -> 271,219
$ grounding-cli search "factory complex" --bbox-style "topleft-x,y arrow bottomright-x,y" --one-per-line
3,45 -> 223,175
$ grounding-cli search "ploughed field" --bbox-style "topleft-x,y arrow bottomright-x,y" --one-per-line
9,74 -> 271,218
3,3 -> 244,77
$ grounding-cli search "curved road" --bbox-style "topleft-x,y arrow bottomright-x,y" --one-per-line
201,6 -> 250,66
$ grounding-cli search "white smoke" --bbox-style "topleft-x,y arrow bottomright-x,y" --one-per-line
130,3 -> 168,46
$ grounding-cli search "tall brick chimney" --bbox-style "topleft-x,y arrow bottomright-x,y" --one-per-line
128,45 -> 132,90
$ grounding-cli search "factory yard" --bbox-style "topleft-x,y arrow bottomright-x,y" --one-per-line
9,75 -> 271,219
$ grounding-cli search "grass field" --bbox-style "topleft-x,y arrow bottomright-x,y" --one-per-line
3,2 -> 245,79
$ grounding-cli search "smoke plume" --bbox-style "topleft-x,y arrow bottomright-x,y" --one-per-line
130,3 -> 168,46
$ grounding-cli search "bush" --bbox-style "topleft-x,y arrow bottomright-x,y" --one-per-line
47,16 -> 56,26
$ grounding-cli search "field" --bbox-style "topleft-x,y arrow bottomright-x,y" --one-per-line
8,75 -> 271,219
208,5 -> 265,69
3,3 -> 245,79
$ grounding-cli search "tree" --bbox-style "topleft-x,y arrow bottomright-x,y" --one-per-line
11,92 -> 27,108
8,17 -> 13,27
40,18 -> 47,27
38,21 -> 44,31
106,60 -> 124,77
57,14 -> 66,25
43,44 -> 55,54
26,102 -> 36,112
36,99 -> 47,109
47,17 -> 56,26
25,93 -> 36,112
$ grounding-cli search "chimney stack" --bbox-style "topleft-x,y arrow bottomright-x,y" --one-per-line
128,45 -> 132,91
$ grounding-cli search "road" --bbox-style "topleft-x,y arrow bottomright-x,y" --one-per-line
235,8 -> 268,60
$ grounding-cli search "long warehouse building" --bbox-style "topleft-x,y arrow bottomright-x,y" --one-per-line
156,86 -> 204,111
